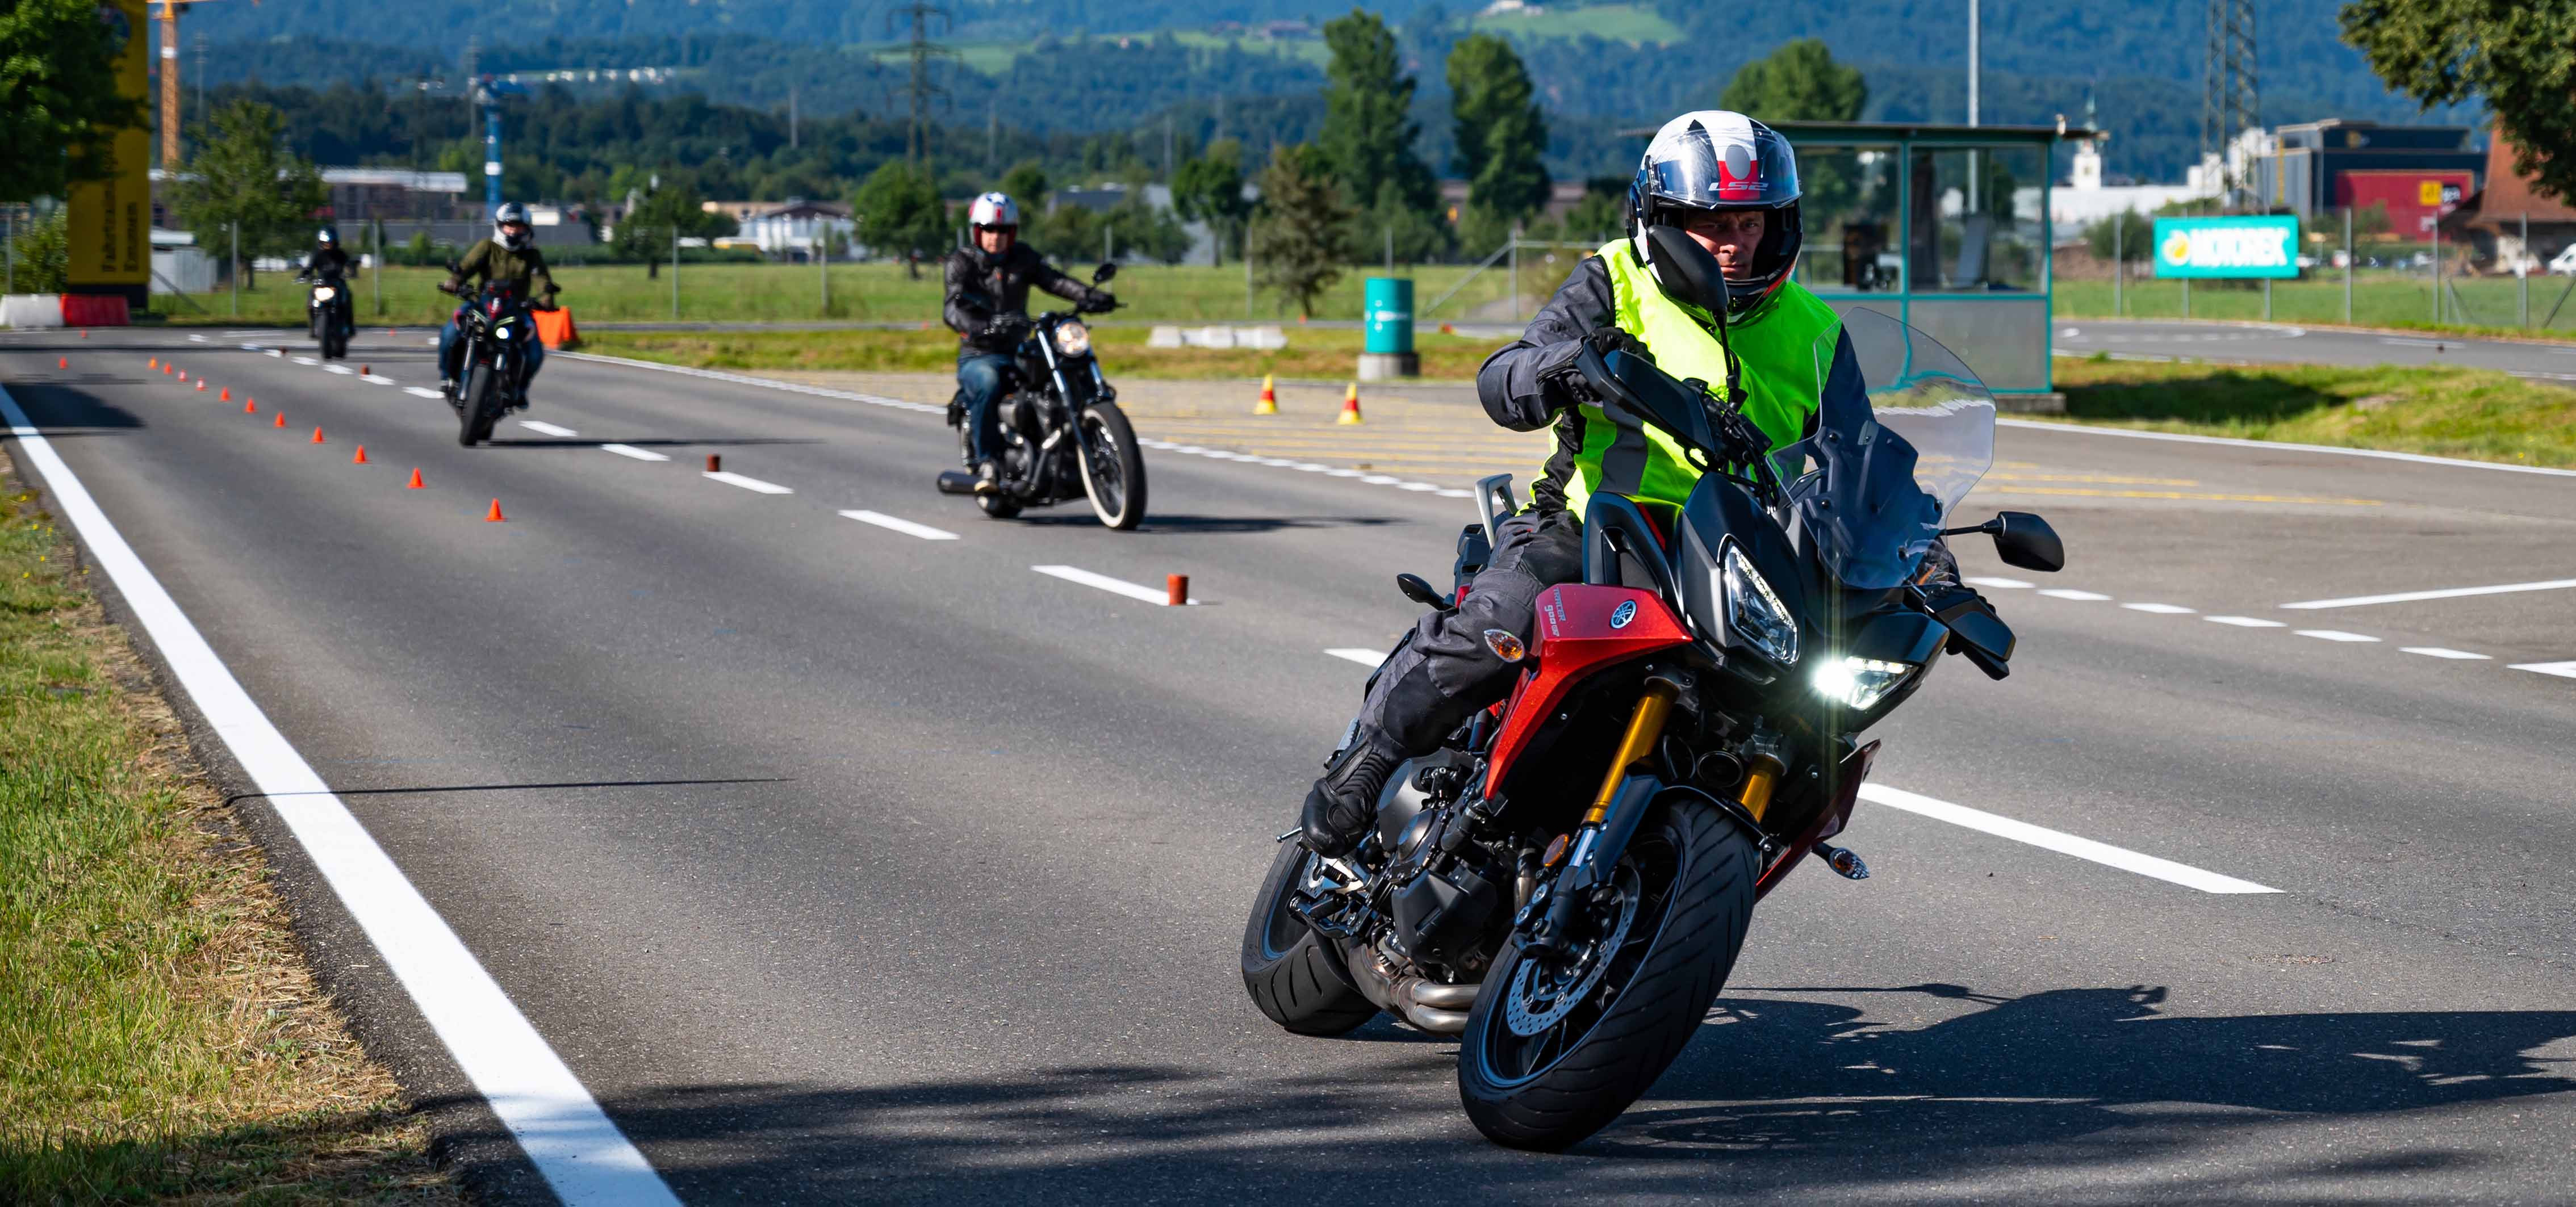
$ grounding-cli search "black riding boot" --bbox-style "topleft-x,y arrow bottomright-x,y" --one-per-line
1300,723 -> 1408,857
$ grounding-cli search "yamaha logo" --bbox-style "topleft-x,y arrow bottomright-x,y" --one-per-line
1609,600 -> 1638,629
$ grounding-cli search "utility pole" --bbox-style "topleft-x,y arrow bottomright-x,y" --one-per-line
886,2 -> 955,168
152,1 -> 245,167
789,85 -> 799,150
2202,0 -> 2258,208
1966,0 -> 1979,129
193,32 -> 206,125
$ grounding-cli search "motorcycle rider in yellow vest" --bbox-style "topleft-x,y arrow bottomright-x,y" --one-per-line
1301,110 -> 1946,856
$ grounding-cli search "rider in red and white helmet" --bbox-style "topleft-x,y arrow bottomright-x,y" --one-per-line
942,191 -> 1114,493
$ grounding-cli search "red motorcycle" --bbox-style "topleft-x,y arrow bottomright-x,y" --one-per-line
1240,230 -> 2065,1150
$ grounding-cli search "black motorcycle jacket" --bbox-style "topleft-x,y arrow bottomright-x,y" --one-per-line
943,241 -> 1106,354
300,246 -> 354,279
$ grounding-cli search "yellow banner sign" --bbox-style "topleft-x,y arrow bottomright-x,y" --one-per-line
66,0 -> 151,291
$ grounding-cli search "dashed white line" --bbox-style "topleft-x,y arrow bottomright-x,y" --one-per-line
599,443 -> 670,462
1966,576 -> 2033,589
1325,648 -> 1387,667
403,387 -> 444,399
2038,589 -> 2111,601
2402,647 -> 2490,660
1858,784 -> 2280,894
2121,602 -> 2196,614
291,356 -> 319,366
361,374 -> 396,385
2206,615 -> 2288,628
704,471 -> 792,494
323,364 -> 354,375
518,420 -> 579,437
0,383 -> 681,1204
187,333 -> 207,342
839,509 -> 959,541
2510,661 -> 2576,679
1031,564 -> 1194,606
2294,629 -> 2381,643
2281,579 -> 2576,610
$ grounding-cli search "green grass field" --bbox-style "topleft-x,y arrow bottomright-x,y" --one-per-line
2055,270 -> 2576,337
581,322 -> 1506,380
0,475 -> 449,1201
156,258 -> 1552,328
2051,354 -> 2576,467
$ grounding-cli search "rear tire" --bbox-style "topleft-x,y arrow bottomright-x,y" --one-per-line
1077,404 -> 1147,530
1457,800 -> 1757,1150
1240,840 -> 1378,1036
459,363 -> 497,447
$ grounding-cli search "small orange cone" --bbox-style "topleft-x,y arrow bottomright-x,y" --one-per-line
1336,382 -> 1364,425
243,397 -> 256,413
195,379 -> 206,392
310,426 -> 325,444
484,498 -> 506,522
352,445 -> 369,464
1254,374 -> 1277,416
148,357 -> 157,368
360,364 -> 370,376
219,387 -> 231,401
406,468 -> 425,489
176,369 -> 185,380
273,412 -> 286,428
57,357 -> 67,369
80,330 -> 88,339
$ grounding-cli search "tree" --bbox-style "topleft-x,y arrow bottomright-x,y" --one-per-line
1448,33 -> 1551,230
852,161 -> 950,275
1717,38 -> 1867,122
998,161 -> 1050,211
0,0 -> 147,204
2084,210 -> 2153,262
7,207 -> 70,291
1319,9 -> 1437,214
168,100 -> 327,290
1249,145 -> 1352,318
1172,139 -> 1252,263
2341,0 -> 2576,203
613,179 -> 734,277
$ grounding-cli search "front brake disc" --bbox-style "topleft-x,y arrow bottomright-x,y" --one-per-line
1503,866 -> 1642,1037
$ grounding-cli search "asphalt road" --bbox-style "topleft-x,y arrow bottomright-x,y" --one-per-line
2056,318 -> 2576,384
8,326 -> 2576,1204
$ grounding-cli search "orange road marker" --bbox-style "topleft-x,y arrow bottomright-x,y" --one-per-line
310,426 -> 326,444
352,445 -> 369,464
406,468 -> 425,489
57,357 -> 68,369
272,413 -> 286,428
706,454 -> 721,472
1166,574 -> 1190,606
148,357 -> 157,368
220,387 -> 231,401
244,397 -> 257,413
194,379 -> 206,392
484,498 -> 507,522
1336,382 -> 1364,425
1255,374 -> 1277,416
361,364 -> 370,375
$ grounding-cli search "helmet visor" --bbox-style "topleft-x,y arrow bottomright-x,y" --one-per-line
1644,120 -> 1800,209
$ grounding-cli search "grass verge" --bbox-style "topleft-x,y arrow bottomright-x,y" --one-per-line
576,324 -> 1499,382
0,460 -> 453,1202
2048,354 -> 2576,468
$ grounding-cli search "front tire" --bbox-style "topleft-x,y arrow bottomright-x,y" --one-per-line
1457,800 -> 1758,1150
1240,840 -> 1378,1036
1076,404 -> 1147,530
459,363 -> 497,447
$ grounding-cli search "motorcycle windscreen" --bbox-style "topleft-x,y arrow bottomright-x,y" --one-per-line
1789,307 -> 1997,590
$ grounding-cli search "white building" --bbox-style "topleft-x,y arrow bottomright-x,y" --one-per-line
2049,135 -> 2217,241
736,200 -> 857,262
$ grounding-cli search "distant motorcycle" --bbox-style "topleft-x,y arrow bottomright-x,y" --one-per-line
935,262 -> 1147,530
438,276 -> 551,448
300,267 -> 354,359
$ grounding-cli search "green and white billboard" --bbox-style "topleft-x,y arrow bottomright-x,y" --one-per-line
2152,215 -> 2301,279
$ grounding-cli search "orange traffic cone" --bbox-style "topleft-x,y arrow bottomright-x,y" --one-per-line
194,379 -> 206,392
272,412 -> 286,428
310,426 -> 325,444
1255,374 -> 1277,416
360,364 -> 370,376
484,498 -> 507,522
406,468 -> 425,489
219,387 -> 231,401
352,444 -> 369,464
148,357 -> 157,368
57,357 -> 67,369
243,397 -> 256,413
176,369 -> 185,380
1336,382 -> 1364,425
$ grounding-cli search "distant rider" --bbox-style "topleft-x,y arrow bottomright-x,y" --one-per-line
297,226 -> 354,282
438,202 -> 560,401
942,192 -> 1114,494
1298,110 -> 1959,856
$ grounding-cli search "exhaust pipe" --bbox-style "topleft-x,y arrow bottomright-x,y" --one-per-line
1392,977 -> 1481,1034
935,470 -> 978,495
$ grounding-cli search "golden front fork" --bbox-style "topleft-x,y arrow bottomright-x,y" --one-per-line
1583,679 -> 1680,826
1736,755 -> 1785,823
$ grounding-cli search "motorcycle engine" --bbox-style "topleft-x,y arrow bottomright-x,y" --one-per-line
1385,805 -> 1508,971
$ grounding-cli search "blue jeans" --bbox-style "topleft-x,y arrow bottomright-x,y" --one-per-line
957,352 -> 1014,465
440,307 -> 545,386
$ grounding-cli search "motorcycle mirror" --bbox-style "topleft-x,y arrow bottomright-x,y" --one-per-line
1941,510 -> 2065,573
1641,225 -> 1733,318
1395,572 -> 1453,611
1093,262 -> 1118,284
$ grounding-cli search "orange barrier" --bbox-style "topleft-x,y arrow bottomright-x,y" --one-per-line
534,307 -> 581,350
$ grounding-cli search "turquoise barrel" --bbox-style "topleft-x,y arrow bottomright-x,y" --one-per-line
1363,276 -> 1414,355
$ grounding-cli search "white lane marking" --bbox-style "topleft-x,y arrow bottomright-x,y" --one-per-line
2038,589 -> 2111,601
1435,488 -> 1475,498
1325,648 -> 1387,667
2380,337 -> 2450,347
1360,474 -> 1401,485
839,509 -> 959,541
2295,629 -> 2381,643
2206,615 -> 2287,628
2402,647 -> 2490,660
323,364 -> 354,375
518,420 -> 579,437
239,342 -> 265,351
265,349 -> 283,358
404,387 -> 444,399
2509,661 -> 2576,679
1859,784 -> 2280,894
598,443 -> 670,462
1965,576 -> 2033,589
704,471 -> 792,494
1997,418 -> 2576,478
2281,579 -> 2576,610
555,350 -> 943,413
1294,463 -> 1330,472
0,384 -> 680,1204
188,333 -> 207,342
1399,481 -> 1440,492
1031,564 -> 1195,606
361,374 -> 396,385
2122,602 -> 2196,614
291,356 -> 319,366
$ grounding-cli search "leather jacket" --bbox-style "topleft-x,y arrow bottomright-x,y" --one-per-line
943,241 -> 1106,354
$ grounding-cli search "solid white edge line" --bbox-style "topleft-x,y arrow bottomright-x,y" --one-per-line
838,509 -> 960,541
1858,784 -> 2280,894
2280,578 -> 2576,610
1324,648 -> 1386,667
517,420 -> 579,437
597,443 -> 670,462
704,471 -> 793,494
0,384 -> 679,1205
1031,563 -> 1194,606
2508,661 -> 2576,679
1998,417 -> 2576,478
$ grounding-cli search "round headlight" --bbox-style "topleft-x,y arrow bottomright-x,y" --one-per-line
1052,320 -> 1092,356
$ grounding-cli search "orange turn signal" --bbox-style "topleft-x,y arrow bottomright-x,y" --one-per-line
1482,628 -> 1526,663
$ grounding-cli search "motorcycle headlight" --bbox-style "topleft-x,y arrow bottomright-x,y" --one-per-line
313,286 -> 336,300
1052,320 -> 1092,356
1719,543 -> 1799,665
1811,656 -> 1917,711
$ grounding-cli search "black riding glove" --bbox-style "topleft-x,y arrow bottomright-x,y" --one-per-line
979,315 -> 1031,343
1584,325 -> 1653,365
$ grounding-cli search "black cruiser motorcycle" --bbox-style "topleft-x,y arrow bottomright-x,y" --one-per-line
1239,228 -> 2065,1150
439,278 -> 551,448
936,262 -> 1147,530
